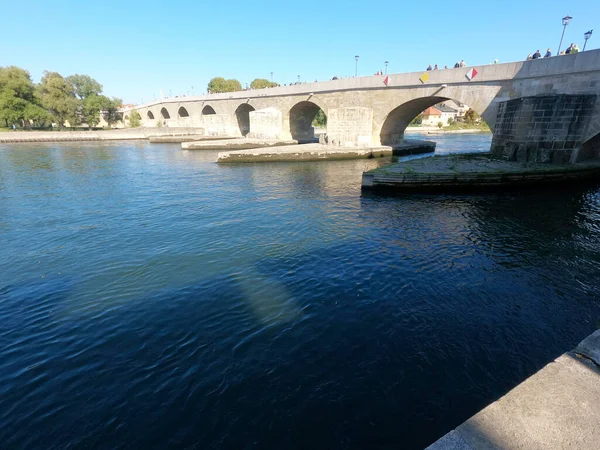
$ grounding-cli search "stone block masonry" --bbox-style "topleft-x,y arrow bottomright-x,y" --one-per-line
327,107 -> 373,147
491,94 -> 597,164
248,108 -> 283,140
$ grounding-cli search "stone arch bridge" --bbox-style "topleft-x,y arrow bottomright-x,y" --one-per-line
124,50 -> 600,163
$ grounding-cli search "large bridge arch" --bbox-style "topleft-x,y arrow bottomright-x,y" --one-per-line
235,103 -> 255,136
379,96 -> 490,147
288,100 -> 327,142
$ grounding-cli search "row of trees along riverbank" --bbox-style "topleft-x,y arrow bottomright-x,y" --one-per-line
0,66 -> 122,129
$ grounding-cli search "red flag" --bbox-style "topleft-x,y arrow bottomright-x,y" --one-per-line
466,68 -> 478,80
383,75 -> 390,86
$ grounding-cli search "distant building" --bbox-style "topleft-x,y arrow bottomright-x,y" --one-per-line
421,104 -> 458,126
441,100 -> 469,117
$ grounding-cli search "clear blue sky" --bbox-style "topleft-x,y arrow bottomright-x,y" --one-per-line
1,0 -> 598,104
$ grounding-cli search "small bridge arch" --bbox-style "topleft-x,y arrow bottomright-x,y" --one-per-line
160,107 -> 171,120
235,103 -> 255,136
289,100 -> 327,142
147,111 -> 155,120
178,106 -> 189,118
202,105 -> 216,115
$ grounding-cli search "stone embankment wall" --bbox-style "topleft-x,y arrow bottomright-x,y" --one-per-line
491,95 -> 597,163
0,127 -> 205,143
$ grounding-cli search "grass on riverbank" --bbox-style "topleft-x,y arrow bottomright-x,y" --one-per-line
444,121 -> 490,132
407,122 -> 490,132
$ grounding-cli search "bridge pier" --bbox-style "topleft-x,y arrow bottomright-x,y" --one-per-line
491,94 -> 597,164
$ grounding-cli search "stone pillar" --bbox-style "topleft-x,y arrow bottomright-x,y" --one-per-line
247,107 -> 283,140
491,94 -> 597,164
326,107 -> 374,147
202,114 -> 232,136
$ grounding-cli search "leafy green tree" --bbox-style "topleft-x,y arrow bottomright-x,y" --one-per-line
250,78 -> 278,89
81,94 -> 108,128
410,113 -> 423,125
67,74 -> 103,100
102,97 -> 123,127
38,71 -> 79,127
0,66 -> 38,127
23,102 -> 52,128
128,110 -> 141,128
207,77 -> 242,93
312,109 -> 327,127
463,108 -> 479,124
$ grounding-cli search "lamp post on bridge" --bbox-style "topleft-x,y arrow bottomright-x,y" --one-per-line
385,60 -> 389,75
355,55 -> 359,77
583,30 -> 593,51
270,72 -> 274,82
557,15 -> 573,55
191,86 -> 194,96
297,75 -> 300,83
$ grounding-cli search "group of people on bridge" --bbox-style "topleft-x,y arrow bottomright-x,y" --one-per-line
527,43 -> 580,60
426,60 -> 467,71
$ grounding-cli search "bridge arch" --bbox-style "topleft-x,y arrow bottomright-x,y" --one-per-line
178,106 -> 189,118
202,105 -> 216,115
160,107 -> 171,120
235,103 -> 255,136
379,96 -> 488,146
147,111 -> 155,120
289,100 -> 327,142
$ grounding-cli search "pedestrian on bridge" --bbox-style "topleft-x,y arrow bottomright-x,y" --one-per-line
544,48 -> 552,58
460,60 -> 466,67
532,50 -> 542,59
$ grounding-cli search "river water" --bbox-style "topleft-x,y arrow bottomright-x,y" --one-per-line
1,133 -> 599,449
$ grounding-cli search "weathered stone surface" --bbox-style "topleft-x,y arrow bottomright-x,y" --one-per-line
491,94 -> 597,164
248,107 -> 283,140
425,430 -> 472,450
575,329 -> 600,365
327,107 -> 373,147
217,143 -> 393,163
425,330 -> 600,450
181,138 -> 297,151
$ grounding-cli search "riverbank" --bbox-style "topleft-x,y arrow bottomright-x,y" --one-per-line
0,127 -> 205,143
427,330 -> 600,450
362,154 -> 600,192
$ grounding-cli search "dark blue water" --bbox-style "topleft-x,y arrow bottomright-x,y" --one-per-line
1,135 -> 599,449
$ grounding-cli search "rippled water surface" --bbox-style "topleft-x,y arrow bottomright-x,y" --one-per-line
1,135 -> 600,449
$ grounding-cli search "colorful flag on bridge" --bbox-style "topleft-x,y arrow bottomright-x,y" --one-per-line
466,68 -> 479,80
383,75 -> 390,86
419,72 -> 430,84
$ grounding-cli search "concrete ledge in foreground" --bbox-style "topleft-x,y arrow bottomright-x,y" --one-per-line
425,330 -> 600,450
148,135 -> 239,144
362,154 -> 600,193
217,143 -> 393,163
216,139 -> 435,163
181,138 -> 298,150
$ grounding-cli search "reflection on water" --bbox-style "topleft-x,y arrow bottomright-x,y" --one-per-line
1,136 -> 599,449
